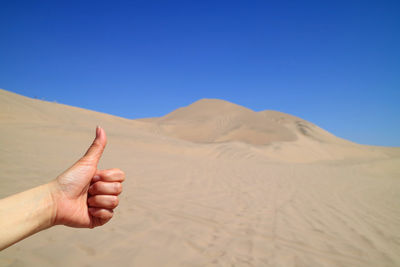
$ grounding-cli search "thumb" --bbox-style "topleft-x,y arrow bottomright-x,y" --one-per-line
81,126 -> 107,165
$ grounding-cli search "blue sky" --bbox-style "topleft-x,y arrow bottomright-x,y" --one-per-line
1,0 -> 399,146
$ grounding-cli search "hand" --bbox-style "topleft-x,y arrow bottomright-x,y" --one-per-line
49,126 -> 125,228
0,126 -> 124,250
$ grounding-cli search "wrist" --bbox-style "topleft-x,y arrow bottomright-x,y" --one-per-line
44,181 -> 61,228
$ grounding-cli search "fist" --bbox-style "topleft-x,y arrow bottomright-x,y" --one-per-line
50,127 -> 125,228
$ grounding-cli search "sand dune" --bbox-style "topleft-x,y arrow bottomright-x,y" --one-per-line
151,98 -> 297,145
1,88 -> 399,266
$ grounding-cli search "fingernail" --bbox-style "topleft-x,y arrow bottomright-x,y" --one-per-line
96,126 -> 101,137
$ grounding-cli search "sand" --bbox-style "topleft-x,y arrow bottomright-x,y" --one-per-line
0,88 -> 399,266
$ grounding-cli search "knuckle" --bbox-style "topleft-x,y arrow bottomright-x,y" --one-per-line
90,182 -> 102,194
93,196 -> 101,204
93,182 -> 100,192
78,158 -> 96,167
87,197 -> 94,205
92,140 -> 102,149
88,186 -> 94,195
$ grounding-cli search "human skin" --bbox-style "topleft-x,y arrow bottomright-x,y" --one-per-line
0,126 -> 124,250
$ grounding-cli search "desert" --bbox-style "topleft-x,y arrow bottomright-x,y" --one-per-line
1,88 -> 400,266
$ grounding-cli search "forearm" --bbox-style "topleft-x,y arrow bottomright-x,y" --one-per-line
0,183 -> 57,250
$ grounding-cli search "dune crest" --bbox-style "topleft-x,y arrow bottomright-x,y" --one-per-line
148,98 -> 324,145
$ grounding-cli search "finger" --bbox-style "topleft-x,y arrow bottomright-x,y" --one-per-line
82,126 -> 107,165
88,195 -> 119,209
88,207 -> 114,220
88,181 -> 122,196
94,168 -> 125,182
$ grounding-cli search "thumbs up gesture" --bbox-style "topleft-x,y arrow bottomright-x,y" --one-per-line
50,127 -> 125,228
0,126 -> 125,250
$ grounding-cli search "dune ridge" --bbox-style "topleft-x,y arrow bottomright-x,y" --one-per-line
1,88 -> 400,267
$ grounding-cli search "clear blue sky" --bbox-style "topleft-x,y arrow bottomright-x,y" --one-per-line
1,0 -> 399,146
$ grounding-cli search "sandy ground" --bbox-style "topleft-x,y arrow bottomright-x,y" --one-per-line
1,88 -> 399,266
